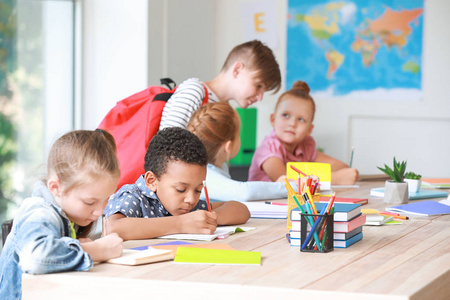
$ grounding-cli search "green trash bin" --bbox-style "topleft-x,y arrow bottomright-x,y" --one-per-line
229,108 -> 257,166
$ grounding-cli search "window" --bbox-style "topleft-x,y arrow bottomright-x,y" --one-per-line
0,0 -> 76,247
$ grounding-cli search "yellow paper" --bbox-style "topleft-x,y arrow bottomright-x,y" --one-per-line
174,247 -> 261,265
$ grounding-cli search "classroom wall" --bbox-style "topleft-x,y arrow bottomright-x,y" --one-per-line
82,0 -> 449,177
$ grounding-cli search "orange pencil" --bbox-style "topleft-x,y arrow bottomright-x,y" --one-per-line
380,213 -> 408,220
203,180 -> 211,212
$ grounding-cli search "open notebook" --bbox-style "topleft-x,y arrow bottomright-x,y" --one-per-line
158,226 -> 255,241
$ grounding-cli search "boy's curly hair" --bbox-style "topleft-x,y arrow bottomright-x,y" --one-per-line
144,127 -> 208,178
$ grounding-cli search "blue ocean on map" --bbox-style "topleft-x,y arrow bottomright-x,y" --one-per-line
287,0 -> 423,100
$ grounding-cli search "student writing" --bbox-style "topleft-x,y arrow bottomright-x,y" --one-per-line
104,127 -> 250,241
249,81 -> 359,185
187,102 -> 289,201
0,130 -> 123,299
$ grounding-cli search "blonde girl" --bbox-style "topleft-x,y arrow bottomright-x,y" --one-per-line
0,129 -> 123,299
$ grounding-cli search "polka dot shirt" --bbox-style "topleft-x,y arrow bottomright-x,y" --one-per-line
104,175 -> 208,218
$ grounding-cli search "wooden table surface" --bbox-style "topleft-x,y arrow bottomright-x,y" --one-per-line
22,181 -> 450,300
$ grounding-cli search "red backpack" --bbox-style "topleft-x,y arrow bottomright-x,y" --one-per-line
98,78 -> 209,189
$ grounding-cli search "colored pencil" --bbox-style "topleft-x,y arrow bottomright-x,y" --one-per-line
203,180 -> 211,212
290,165 -> 307,177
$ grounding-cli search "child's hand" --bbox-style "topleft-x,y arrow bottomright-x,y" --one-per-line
97,233 -> 123,260
80,232 -> 123,262
331,168 -> 359,185
179,210 -> 218,234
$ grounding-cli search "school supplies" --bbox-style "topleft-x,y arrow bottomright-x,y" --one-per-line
319,196 -> 368,205
349,147 -> 354,168
361,208 -> 408,223
107,248 -> 174,266
158,226 -> 255,241
292,214 -> 366,232
333,232 -> 363,248
385,200 -> 450,216
174,247 -> 261,265
286,162 -> 332,190
364,214 -> 394,226
421,178 -> 450,189
102,214 -> 107,237
243,202 -> 287,219
290,226 -> 362,241
203,180 -> 211,212
265,201 -> 288,206
152,242 -> 236,256
370,187 -> 448,200
291,203 -> 362,222
289,232 -> 363,248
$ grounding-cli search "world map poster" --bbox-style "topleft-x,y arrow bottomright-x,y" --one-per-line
287,0 -> 424,101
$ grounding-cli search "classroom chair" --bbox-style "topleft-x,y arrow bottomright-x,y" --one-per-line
2,219 -> 13,246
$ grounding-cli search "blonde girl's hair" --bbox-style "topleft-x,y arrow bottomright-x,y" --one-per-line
187,102 -> 239,165
275,80 -> 316,121
47,129 -> 120,194
221,40 -> 281,94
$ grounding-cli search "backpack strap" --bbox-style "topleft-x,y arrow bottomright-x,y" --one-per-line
201,83 -> 209,105
160,78 -> 177,90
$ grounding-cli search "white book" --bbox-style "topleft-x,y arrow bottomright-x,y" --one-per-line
158,226 -> 255,241
107,248 -> 174,266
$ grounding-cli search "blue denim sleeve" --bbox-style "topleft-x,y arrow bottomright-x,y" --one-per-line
15,204 -> 93,274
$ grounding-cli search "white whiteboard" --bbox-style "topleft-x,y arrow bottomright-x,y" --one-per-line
349,116 -> 450,177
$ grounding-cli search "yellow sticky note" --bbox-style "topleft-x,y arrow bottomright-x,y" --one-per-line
174,247 -> 261,265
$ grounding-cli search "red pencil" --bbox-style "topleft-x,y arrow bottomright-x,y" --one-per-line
290,165 -> 308,177
203,180 -> 211,212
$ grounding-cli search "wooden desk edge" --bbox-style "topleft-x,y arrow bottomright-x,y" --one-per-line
23,273 -> 409,300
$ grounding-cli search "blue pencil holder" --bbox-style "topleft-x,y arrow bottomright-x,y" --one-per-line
300,213 -> 334,253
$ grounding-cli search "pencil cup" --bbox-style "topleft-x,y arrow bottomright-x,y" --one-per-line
300,213 -> 334,253
287,193 -> 304,229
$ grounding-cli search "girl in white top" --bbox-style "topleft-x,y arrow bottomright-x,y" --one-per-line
187,102 -> 288,202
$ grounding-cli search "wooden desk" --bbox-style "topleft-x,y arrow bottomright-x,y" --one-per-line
23,182 -> 450,300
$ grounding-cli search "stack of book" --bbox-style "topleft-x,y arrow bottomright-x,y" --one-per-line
289,203 -> 365,248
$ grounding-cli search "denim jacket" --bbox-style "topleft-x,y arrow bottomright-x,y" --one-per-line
0,181 -> 93,299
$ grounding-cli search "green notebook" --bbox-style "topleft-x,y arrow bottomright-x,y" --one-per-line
174,247 -> 261,265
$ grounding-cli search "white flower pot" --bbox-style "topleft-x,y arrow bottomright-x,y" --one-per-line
405,178 -> 421,194
384,180 -> 409,204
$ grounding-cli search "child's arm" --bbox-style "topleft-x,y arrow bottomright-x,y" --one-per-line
211,201 -> 250,225
15,204 -> 94,274
261,157 -> 287,182
202,167 -> 287,201
314,152 -> 359,185
107,210 -> 219,241
79,233 -> 123,262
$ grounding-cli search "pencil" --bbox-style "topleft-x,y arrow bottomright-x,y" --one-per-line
380,213 -> 409,220
349,147 -> 354,168
290,165 -> 307,177
102,214 -> 107,237
203,180 -> 211,212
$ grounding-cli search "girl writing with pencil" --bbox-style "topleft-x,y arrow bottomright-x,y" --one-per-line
0,130 -> 123,299
187,102 -> 291,202
248,80 -> 358,185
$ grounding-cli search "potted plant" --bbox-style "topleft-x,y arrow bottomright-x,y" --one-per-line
377,157 -> 409,204
404,172 -> 422,194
